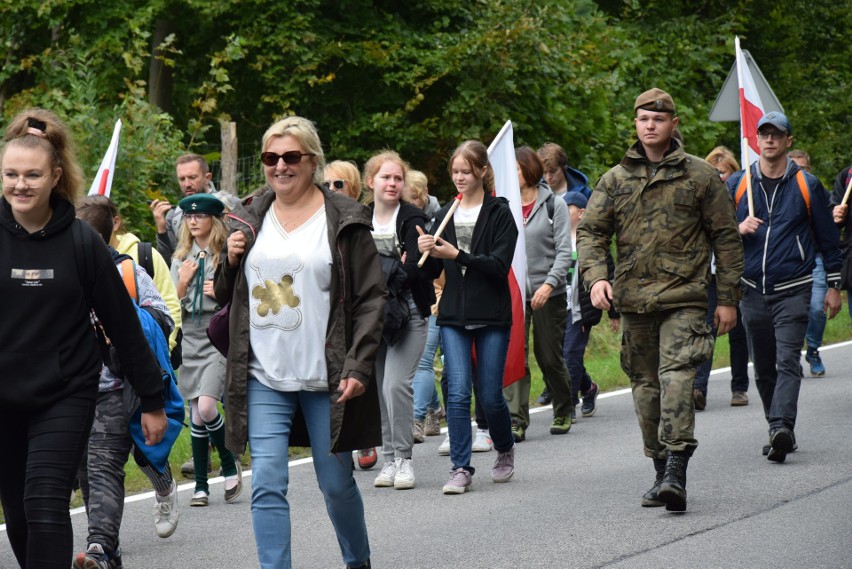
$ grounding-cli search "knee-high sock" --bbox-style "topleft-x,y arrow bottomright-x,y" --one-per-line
190,423 -> 210,493
204,414 -> 238,477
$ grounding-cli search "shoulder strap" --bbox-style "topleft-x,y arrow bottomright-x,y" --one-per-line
138,241 -> 155,278
734,174 -> 748,210
545,193 -> 555,222
795,170 -> 811,223
119,258 -> 139,304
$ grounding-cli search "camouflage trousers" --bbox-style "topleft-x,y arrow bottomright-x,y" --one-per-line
78,389 -> 172,552
620,308 -> 714,458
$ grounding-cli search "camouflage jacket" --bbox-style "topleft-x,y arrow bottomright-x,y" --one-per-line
576,140 -> 743,313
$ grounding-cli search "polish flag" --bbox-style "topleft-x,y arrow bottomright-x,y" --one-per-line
488,120 -> 526,387
88,119 -> 122,197
735,37 -> 764,166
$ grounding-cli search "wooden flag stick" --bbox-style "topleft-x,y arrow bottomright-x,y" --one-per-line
743,137 -> 755,218
418,194 -> 462,268
841,175 -> 852,207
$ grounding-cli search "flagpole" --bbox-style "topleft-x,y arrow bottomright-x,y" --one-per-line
841,177 -> 852,207
418,194 -> 462,268
743,137 -> 755,217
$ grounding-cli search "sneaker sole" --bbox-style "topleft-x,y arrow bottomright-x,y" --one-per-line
491,471 -> 514,483
394,479 -> 416,490
549,428 -> 570,435
731,400 -> 748,406
442,484 -> 470,494
472,445 -> 492,452
155,522 -> 178,539
581,407 -> 597,417
189,499 -> 208,507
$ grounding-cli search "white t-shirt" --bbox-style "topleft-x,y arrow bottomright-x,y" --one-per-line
371,205 -> 400,258
245,206 -> 332,391
454,204 -> 481,276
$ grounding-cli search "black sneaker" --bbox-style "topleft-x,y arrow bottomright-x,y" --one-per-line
73,543 -> 123,569
536,389 -> 552,406
767,427 -> 795,463
581,382 -> 599,417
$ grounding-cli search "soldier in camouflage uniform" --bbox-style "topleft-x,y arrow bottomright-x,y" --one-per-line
576,88 -> 743,512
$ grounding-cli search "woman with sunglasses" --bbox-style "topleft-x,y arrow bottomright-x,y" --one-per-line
214,116 -> 384,569
417,140 -> 518,494
0,109 -> 167,568
363,151 -> 440,490
323,160 -> 362,201
170,193 -> 243,507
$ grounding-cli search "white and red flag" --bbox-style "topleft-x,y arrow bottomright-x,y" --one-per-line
488,120 -> 526,387
88,119 -> 122,197
735,37 -> 764,166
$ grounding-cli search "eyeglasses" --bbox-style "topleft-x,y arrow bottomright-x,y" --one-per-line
323,180 -> 345,192
260,151 -> 315,166
184,213 -> 212,221
757,130 -> 787,140
2,172 -> 50,188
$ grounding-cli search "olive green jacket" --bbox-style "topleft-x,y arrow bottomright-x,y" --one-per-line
577,140 -> 743,313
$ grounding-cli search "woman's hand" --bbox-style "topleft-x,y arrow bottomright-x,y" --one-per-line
228,231 -> 247,267
531,283 -> 553,310
203,279 -> 215,298
337,377 -> 366,403
416,226 -> 459,260
178,259 -> 199,286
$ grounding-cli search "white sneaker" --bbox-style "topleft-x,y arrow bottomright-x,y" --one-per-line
154,480 -> 179,538
373,461 -> 397,487
393,457 -> 415,489
472,429 -> 493,452
438,434 -> 451,456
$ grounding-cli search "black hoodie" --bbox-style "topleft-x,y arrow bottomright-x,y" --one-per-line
0,197 -> 165,412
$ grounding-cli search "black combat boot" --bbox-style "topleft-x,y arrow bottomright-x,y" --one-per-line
658,451 -> 689,512
641,458 -> 667,507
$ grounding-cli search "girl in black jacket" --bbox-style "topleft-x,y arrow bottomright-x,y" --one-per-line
417,140 -> 518,494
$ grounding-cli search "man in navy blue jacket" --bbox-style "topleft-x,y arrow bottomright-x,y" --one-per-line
729,111 -> 843,464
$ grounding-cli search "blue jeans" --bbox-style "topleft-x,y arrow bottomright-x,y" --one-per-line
247,380 -> 370,569
739,286 -> 810,431
563,314 -> 592,405
413,315 -> 442,421
805,255 -> 827,350
440,325 -> 513,474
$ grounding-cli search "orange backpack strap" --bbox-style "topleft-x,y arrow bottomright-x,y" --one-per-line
119,258 -> 138,304
734,174 -> 749,210
795,170 -> 811,222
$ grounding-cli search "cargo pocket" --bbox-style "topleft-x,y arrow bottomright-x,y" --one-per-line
687,319 -> 715,366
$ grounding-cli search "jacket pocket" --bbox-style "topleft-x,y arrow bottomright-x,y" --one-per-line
657,250 -> 702,282
0,351 -> 65,407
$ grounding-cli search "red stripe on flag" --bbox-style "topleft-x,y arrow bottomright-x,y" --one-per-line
97,169 -> 110,196
502,267 -> 525,387
738,88 -> 763,155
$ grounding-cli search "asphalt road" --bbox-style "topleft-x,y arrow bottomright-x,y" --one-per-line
2,342 -> 852,569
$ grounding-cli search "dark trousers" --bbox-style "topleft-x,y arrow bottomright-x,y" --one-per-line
563,313 -> 592,405
740,286 -> 810,431
0,390 -> 96,568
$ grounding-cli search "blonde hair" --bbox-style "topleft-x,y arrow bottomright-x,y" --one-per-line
261,116 -> 325,185
173,214 -> 228,272
705,146 -> 740,175
362,150 -> 410,205
449,140 -> 493,194
324,160 -> 362,200
2,108 -> 84,204
404,170 -> 429,204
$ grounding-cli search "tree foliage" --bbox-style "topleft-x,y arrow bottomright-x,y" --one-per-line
0,0 -> 849,218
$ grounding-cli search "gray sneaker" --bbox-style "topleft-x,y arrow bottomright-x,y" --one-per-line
154,480 -> 179,538
491,446 -> 515,483
424,408 -> 443,436
442,468 -> 472,494
412,420 -> 425,444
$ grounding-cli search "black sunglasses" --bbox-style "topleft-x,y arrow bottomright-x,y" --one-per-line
323,180 -> 345,191
260,151 -> 315,166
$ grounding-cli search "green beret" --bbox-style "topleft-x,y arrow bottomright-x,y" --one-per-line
179,193 -> 225,215
634,88 -> 676,114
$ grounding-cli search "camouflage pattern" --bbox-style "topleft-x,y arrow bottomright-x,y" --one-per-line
621,308 -> 713,457
576,139 -> 743,313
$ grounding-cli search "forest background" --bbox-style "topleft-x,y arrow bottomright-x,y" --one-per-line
1,0 -> 849,236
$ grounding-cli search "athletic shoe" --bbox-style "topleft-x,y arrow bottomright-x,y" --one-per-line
154,480 -> 179,538
731,391 -> 749,406
472,429 -> 493,452
73,543 -> 123,569
412,420 -> 425,444
571,409 -> 577,424
424,408 -> 443,436
550,416 -> 572,435
511,420 -> 526,442
373,461 -> 397,487
442,468 -> 472,494
438,434 -> 451,456
393,457 -> 415,490
357,448 -> 378,470
224,462 -> 243,503
491,447 -> 515,483
581,382 -> 599,417
189,490 -> 209,507
693,389 -> 706,411
805,348 -> 826,377
536,389 -> 552,405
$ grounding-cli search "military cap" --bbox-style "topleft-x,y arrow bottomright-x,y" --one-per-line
634,88 -> 676,114
757,111 -> 792,134
179,193 -> 225,215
